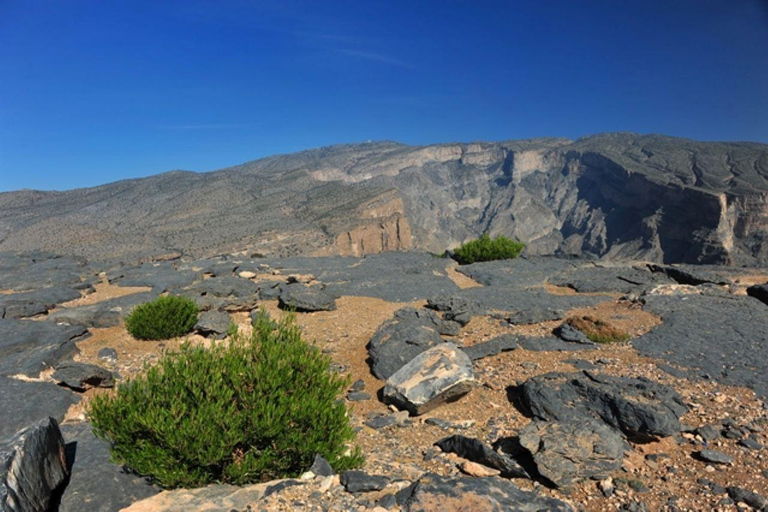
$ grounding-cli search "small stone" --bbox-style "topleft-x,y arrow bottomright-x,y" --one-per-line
310,454 -> 335,477
599,477 -> 615,497
458,460 -> 501,477
738,438 -> 763,451
97,347 -> 118,362
727,486 -> 768,510
696,450 -> 733,465
340,471 -> 390,493
347,392 -> 372,402
350,379 -> 366,392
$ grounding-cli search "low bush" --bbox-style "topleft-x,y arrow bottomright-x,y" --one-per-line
453,234 -> 525,264
124,295 -> 198,340
89,310 -> 363,488
564,316 -> 630,344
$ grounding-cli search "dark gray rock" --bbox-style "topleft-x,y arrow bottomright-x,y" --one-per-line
738,438 -> 763,450
548,264 -> 674,294
194,310 -> 231,339
309,454 -> 334,477
726,486 -> 768,510
694,424 -> 721,442
518,336 -> 596,352
555,323 -> 592,343
349,379 -> 365,392
461,334 -> 518,361
364,414 -> 405,430
747,282 -> 768,306
696,450 -> 733,464
648,264 -> 755,286
0,378 -> 79,440
0,319 -> 89,377
368,307 -> 446,380
435,435 -> 529,479
457,257 -> 582,289
382,344 -> 475,416
340,470 -> 389,493
256,281 -> 282,300
278,283 -> 337,312
57,422 -> 160,512
0,417 -> 68,512
519,371 -> 687,439
400,473 -> 574,511
346,391 -> 371,402
508,307 -> 564,325
47,291 -> 159,328
108,262 -> 201,293
97,347 -> 118,362
0,286 -> 82,319
426,296 -> 482,326
0,254 -> 90,293
635,293 -> 768,398
519,418 -> 625,488
52,362 -> 114,391
564,359 -> 598,370
182,276 -> 260,312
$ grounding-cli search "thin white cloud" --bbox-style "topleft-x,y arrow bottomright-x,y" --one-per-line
337,49 -> 414,69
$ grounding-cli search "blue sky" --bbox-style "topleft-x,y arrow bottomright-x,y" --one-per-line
1,0 -> 767,192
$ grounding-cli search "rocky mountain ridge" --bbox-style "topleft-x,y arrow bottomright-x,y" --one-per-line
1,133 -> 766,265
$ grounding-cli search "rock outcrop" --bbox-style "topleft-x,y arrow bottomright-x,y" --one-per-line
1,134 -> 766,264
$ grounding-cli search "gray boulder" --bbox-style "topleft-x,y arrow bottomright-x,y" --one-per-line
182,276 -> 260,312
399,473 -> 574,511
277,283 -> 337,312
52,362 -> 114,391
382,344 -> 475,415
519,418 -> 625,488
0,319 -> 89,377
435,435 -> 529,478
368,307 -> 447,380
0,378 -> 79,440
0,417 -> 68,512
520,371 -> 687,439
194,310 -> 231,339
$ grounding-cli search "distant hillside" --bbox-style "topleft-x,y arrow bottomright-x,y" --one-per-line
1,133 -> 767,265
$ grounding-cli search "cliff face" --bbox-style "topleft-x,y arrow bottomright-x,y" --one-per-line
0,134 -> 766,265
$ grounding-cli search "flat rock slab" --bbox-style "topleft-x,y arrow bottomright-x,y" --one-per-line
0,253 -> 91,292
48,291 -> 159,328
278,283 -> 337,312
108,262 -> 201,293
0,319 -> 89,377
52,362 -> 114,391
456,257 -> 583,289
263,252 -> 461,302
400,473 -> 574,511
0,377 -> 79,440
462,334 -> 518,361
182,276 -> 260,312
635,292 -> 768,398
383,344 -> 475,416
548,265 -> 674,294
519,418 -> 625,488
519,371 -> 687,439
368,307 -> 447,380
435,435 -> 529,478
518,336 -> 596,352
57,423 -> 161,512
194,310 -> 231,339
441,287 -> 603,320
648,264 -> 764,286
0,417 -> 68,512
0,286 -> 83,319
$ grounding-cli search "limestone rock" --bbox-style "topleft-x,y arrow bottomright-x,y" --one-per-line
383,344 -> 475,415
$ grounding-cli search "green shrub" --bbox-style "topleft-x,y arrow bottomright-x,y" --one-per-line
453,234 -> 525,264
124,295 -> 198,340
89,310 -> 363,488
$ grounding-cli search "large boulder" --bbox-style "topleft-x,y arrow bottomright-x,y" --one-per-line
182,276 -> 260,312
518,418 -> 625,488
382,344 -> 475,415
277,283 -> 337,312
368,307 -> 447,380
57,423 -> 160,512
52,362 -> 114,392
194,310 -> 231,339
0,417 -> 68,512
0,319 -> 89,377
519,371 -> 687,439
399,473 -> 574,512
0,378 -> 79,440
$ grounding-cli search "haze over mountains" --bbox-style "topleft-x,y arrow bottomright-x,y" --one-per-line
1,132 -> 767,265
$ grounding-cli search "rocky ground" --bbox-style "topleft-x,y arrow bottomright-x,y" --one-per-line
2,250 -> 768,511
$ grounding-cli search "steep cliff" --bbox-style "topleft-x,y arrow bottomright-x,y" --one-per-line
0,134 -> 766,264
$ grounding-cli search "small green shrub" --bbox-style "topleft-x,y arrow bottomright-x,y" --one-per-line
124,295 -> 198,340
564,316 -> 630,344
89,310 -> 363,488
453,234 -> 525,264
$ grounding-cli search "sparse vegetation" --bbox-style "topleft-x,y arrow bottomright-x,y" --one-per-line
452,234 -> 525,264
124,295 -> 198,340
89,310 -> 363,489
564,316 -> 630,344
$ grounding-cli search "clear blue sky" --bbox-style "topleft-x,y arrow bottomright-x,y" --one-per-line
1,1 -> 767,192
